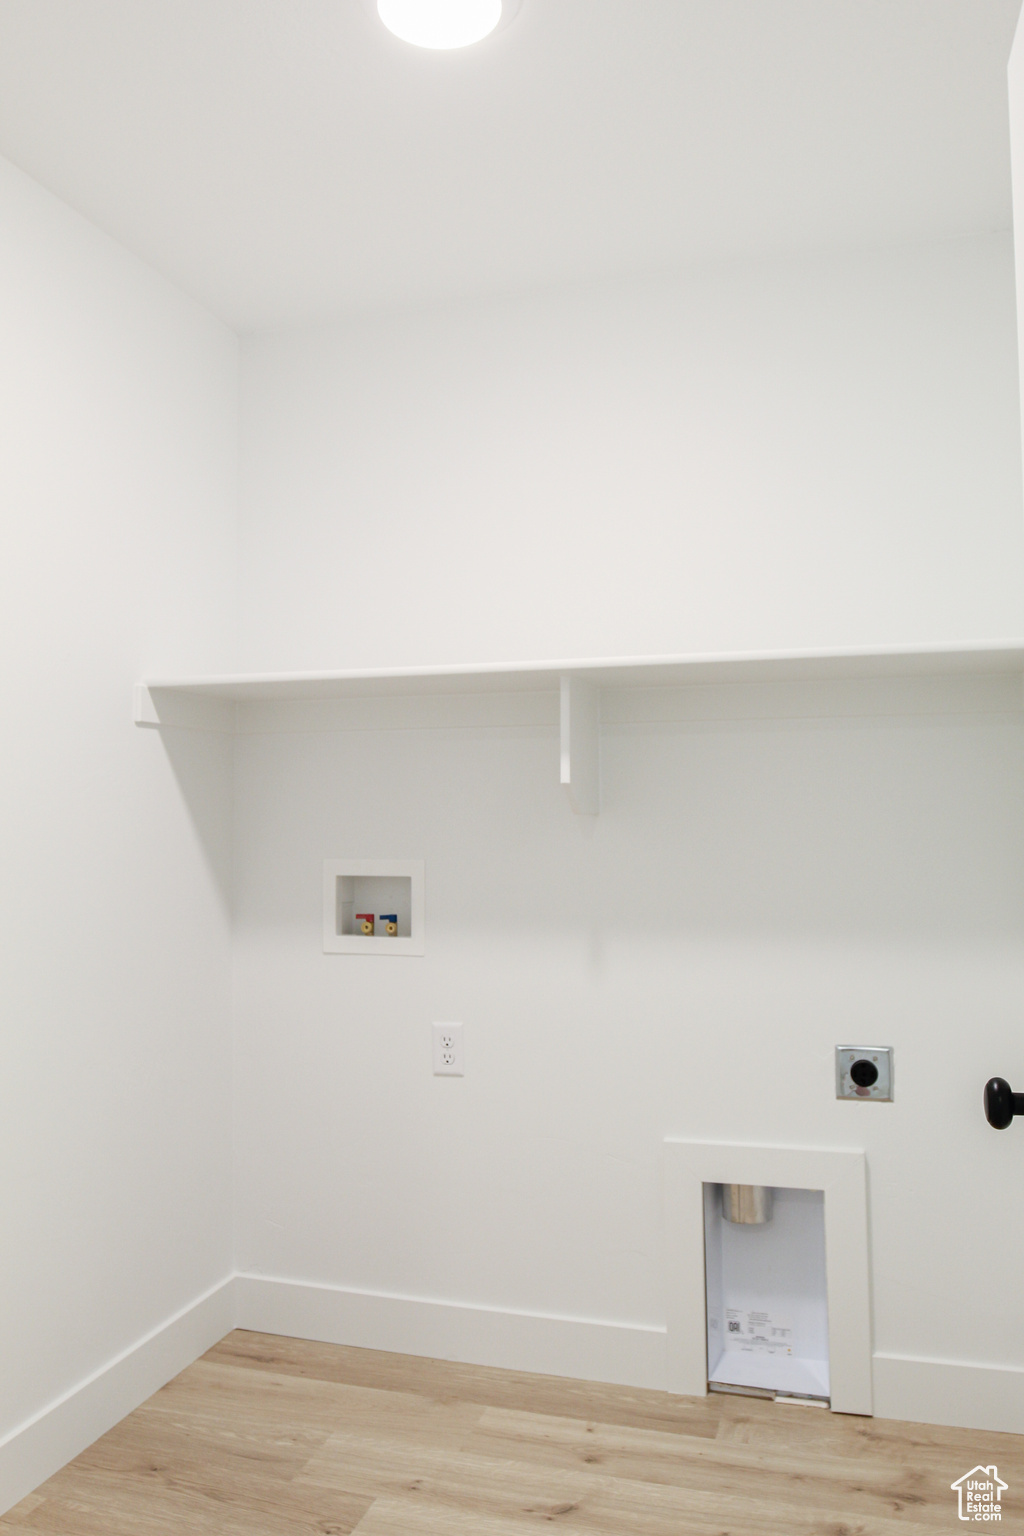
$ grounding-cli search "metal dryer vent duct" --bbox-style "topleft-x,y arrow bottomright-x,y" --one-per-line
722,1183 -> 773,1224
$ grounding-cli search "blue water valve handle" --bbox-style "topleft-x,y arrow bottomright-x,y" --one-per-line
984,1077 -> 1024,1129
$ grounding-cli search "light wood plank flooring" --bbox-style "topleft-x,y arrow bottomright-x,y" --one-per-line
4,1329 -> 1024,1534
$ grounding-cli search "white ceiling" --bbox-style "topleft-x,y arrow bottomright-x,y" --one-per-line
0,0 -> 1018,332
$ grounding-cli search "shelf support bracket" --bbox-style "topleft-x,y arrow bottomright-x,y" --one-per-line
560,674 -> 600,815
133,684 -> 160,726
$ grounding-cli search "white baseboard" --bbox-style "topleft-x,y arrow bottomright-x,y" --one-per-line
873,1352 -> 1024,1435
0,1276 -> 236,1517
234,1274 -> 668,1391
5,1273 -> 1022,1520
234,1277 -> 1024,1435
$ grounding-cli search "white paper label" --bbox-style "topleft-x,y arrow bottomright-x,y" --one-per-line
724,1307 -> 793,1355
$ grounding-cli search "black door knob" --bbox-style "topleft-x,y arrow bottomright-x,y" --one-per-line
984,1078 -> 1024,1129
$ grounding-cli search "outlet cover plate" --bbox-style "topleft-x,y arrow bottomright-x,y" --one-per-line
433,1022 -> 464,1077
836,1045 -> 893,1102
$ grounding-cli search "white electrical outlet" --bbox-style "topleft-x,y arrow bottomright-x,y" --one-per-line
432,1022 -> 464,1077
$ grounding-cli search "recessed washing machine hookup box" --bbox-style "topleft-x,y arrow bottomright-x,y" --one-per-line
323,859 -> 424,955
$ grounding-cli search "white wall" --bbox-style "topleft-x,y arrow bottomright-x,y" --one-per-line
238,234 -> 1024,674
229,233 -> 1024,1431
0,151 -> 1016,1478
0,153 -> 237,1492
0,49 -> 1017,1492
1007,10 -> 1024,474
231,673 -> 1024,1421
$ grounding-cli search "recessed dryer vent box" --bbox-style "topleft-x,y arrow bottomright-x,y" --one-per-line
704,1183 -> 830,1404
662,1141 -> 872,1416
323,859 -> 424,955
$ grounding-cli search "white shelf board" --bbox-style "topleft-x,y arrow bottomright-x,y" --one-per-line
139,639 -> 1024,708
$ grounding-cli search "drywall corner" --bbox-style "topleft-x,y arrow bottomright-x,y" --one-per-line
0,1277 -> 236,1517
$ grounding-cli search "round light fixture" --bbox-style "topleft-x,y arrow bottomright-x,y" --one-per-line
376,0 -> 514,50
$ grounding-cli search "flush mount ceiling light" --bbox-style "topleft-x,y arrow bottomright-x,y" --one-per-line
376,0 -> 521,50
